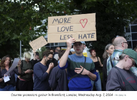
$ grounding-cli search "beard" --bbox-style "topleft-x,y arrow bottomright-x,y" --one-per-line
46,59 -> 52,67
75,50 -> 83,54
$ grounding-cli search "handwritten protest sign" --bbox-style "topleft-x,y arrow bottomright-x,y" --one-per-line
48,13 -> 96,43
29,36 -> 47,51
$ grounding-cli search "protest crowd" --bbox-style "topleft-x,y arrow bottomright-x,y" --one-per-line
0,36 -> 137,91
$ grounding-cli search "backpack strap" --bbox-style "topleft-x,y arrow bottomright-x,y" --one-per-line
68,57 -> 86,82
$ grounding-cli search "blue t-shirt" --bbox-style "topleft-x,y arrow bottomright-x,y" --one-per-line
58,54 -> 98,91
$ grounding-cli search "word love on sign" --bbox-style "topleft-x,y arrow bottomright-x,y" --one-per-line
48,13 -> 96,43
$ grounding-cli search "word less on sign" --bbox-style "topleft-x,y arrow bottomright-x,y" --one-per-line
48,13 -> 96,43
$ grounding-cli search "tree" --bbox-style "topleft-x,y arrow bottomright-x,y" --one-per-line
1,0 -> 137,59
0,0 -> 75,58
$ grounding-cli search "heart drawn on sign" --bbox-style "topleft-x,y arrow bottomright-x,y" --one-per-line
79,18 -> 88,28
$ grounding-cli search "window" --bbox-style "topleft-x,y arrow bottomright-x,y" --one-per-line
132,33 -> 137,40
127,41 -> 131,48
133,41 -> 137,48
54,43 -> 58,46
131,25 -> 137,32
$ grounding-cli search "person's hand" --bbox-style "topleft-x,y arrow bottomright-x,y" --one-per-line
49,62 -> 54,69
33,50 -> 37,60
33,49 -> 36,54
74,65 -> 89,75
0,77 -> 4,82
46,62 -> 54,74
4,74 -> 8,77
66,38 -> 76,49
25,69 -> 33,74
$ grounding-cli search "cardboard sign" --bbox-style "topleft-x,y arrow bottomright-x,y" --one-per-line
29,36 -> 47,51
48,13 -> 96,43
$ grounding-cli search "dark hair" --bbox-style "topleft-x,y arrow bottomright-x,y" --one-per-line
134,47 -> 137,51
35,52 -> 39,56
42,50 -> 53,58
102,44 -> 113,59
55,47 -> 60,52
49,48 -> 54,51
90,49 -> 96,54
119,54 -> 126,60
0,55 -> 12,70
58,50 -> 65,59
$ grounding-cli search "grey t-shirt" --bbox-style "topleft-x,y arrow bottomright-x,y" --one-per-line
106,66 -> 137,91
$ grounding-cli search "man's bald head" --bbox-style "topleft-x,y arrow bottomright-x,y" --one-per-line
112,36 -> 128,49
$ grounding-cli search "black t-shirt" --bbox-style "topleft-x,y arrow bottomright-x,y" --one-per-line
94,57 -> 102,71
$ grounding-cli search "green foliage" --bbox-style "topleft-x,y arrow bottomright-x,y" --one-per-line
37,46 -> 47,59
0,0 -> 137,60
0,0 -> 74,58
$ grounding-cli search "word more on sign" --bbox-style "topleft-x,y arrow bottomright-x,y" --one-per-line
48,13 -> 96,43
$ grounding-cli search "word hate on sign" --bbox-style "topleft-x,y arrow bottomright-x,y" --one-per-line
48,13 -> 96,43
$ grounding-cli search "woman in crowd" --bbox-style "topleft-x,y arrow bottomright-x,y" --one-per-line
106,49 -> 137,91
18,52 -> 33,91
102,44 -> 114,90
90,49 -> 103,91
0,55 -> 19,91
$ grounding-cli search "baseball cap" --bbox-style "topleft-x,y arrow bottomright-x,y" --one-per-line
35,52 -> 39,56
73,41 -> 86,45
123,49 -> 137,66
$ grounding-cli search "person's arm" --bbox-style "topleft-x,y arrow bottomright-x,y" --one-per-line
59,38 -> 76,68
34,64 -> 51,81
46,62 -> 54,74
24,69 -> 33,74
74,65 -> 97,81
0,78 -> 3,82
18,60 -> 33,75
98,57 -> 103,67
17,60 -> 22,74
33,50 -> 36,60
0,69 -> 4,82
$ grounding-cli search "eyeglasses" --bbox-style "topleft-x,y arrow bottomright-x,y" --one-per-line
123,42 -> 128,44
47,57 -> 53,60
